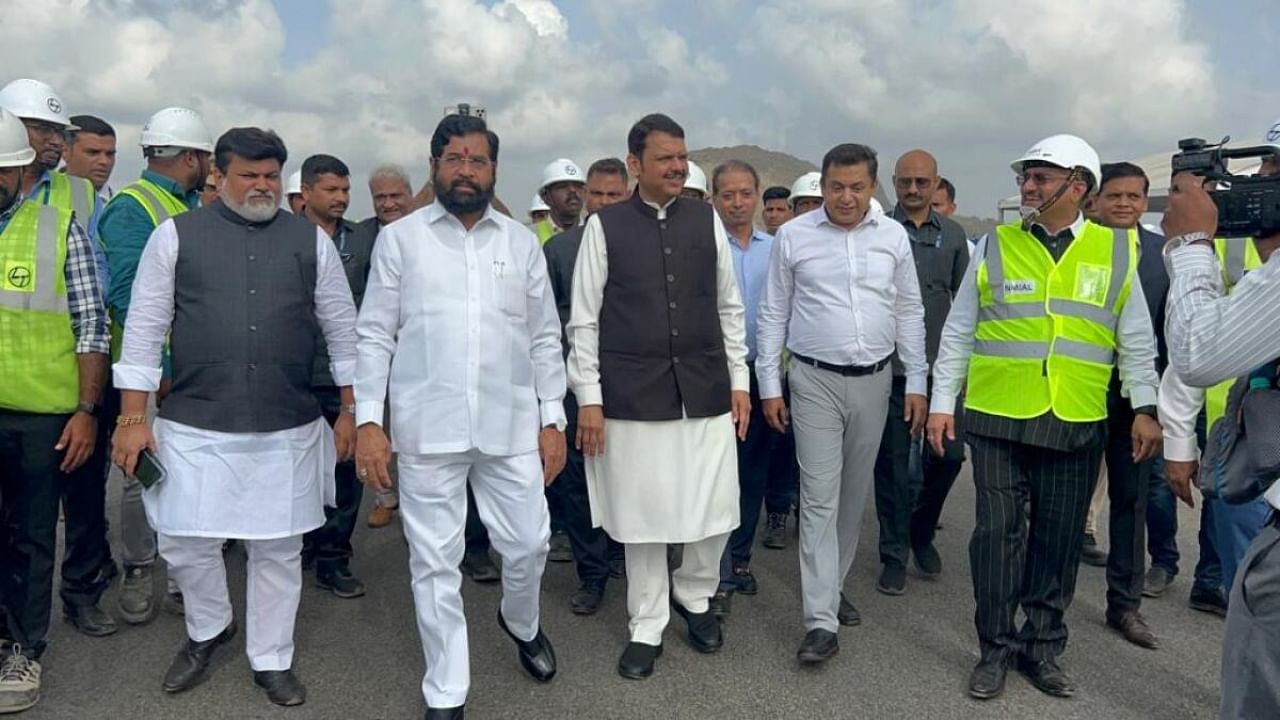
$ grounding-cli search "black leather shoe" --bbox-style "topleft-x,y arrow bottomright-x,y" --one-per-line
570,583 -> 605,615
315,566 -> 367,599
671,600 -> 723,653
732,565 -> 758,595
64,603 -> 118,637
837,593 -> 861,626
1080,533 -> 1108,567
617,642 -> 662,680
968,659 -> 1008,699
1017,655 -> 1076,698
796,629 -> 839,664
1106,609 -> 1160,649
425,705 -> 465,719
162,621 -> 237,693
608,556 -> 626,579
460,551 -> 500,584
912,543 -> 942,576
709,590 -> 732,618
253,669 -> 306,706
497,610 -> 557,682
1189,585 -> 1228,617
877,565 -> 906,596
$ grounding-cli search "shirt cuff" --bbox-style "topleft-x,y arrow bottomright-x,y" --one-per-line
356,401 -> 385,427
758,374 -> 782,399
540,401 -> 567,431
573,383 -> 603,407
905,374 -> 928,397
1128,385 -> 1158,410
329,358 -> 356,388
929,393 -> 957,415
113,362 -> 161,392
731,366 -> 750,393
1163,433 -> 1199,462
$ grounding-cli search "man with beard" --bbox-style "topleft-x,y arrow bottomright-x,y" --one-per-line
532,158 -> 584,244
543,157 -> 630,615
568,113 -> 749,680
63,115 -> 117,201
101,106 -> 214,626
0,107 -> 109,715
354,113 -> 564,719
872,150 -> 968,596
298,154 -> 376,599
761,186 -> 792,235
112,127 -> 358,707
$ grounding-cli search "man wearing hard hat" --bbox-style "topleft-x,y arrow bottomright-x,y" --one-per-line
0,107 -> 110,715
681,160 -> 708,201
532,158 -> 585,244
285,169 -> 304,215
528,192 -> 550,226
789,172 -> 823,214
927,134 -> 1161,700
99,106 -> 213,627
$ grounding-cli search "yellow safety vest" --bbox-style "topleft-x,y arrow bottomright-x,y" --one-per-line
0,202 -> 78,413
48,172 -> 96,230
533,218 -> 558,246
1204,238 -> 1264,426
966,221 -> 1137,422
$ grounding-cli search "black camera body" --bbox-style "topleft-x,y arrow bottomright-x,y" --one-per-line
1171,138 -> 1280,238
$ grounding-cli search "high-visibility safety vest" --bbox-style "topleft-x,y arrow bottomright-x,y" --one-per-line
48,172 -> 96,230
965,221 -> 1137,422
533,218 -> 558,246
0,202 -> 78,413
1204,238 -> 1264,426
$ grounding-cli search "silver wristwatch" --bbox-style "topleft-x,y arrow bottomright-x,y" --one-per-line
341,403 -> 357,417
1163,231 -> 1213,257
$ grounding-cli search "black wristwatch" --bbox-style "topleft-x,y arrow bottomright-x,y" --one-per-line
1134,405 -> 1158,419
75,401 -> 100,417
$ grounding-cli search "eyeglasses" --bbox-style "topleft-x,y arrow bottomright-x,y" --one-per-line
1016,171 -> 1071,188
437,154 -> 492,170
894,177 -> 934,188
23,120 -> 62,139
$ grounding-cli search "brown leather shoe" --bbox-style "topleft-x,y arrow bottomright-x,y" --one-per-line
1106,610 -> 1159,649
367,504 -> 396,529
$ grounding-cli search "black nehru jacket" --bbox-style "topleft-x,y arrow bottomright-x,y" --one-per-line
596,192 -> 730,421
160,200 -> 322,433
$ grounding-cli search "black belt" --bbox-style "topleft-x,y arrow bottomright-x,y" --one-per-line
791,352 -> 890,377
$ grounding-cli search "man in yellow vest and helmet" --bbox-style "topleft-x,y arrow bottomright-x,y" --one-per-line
99,106 -> 213,627
531,158 -> 584,244
0,107 -> 110,714
927,134 -> 1162,700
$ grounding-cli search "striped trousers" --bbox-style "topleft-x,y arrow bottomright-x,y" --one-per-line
968,433 -> 1104,664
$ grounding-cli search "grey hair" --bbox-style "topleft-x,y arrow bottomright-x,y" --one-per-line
368,163 -> 412,190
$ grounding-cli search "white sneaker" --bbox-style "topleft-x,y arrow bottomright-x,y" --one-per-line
0,647 -> 41,714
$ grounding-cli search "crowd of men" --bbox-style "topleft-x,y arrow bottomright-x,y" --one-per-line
0,74 -> 1276,720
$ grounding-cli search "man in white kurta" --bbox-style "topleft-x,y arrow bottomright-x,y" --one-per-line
111,129 -> 357,707
353,114 -> 566,718
567,113 -> 749,680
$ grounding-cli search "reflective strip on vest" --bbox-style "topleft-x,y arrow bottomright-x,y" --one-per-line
1224,238 -> 1247,287
126,182 -> 176,224
0,205 -> 70,313
118,178 -> 189,227
50,173 -> 94,229
974,337 -> 1114,365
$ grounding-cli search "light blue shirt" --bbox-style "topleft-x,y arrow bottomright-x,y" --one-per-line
728,228 -> 774,360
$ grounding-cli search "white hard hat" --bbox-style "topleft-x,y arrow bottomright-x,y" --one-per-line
1010,134 -> 1102,189
790,171 -> 822,202
1264,116 -> 1280,152
0,108 -> 36,167
139,107 -> 214,153
684,161 -> 708,196
530,192 -> 549,213
540,158 -> 585,191
0,78 -> 76,128
286,169 -> 302,196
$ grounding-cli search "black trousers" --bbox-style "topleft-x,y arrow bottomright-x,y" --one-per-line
874,378 -> 965,567
718,370 -> 774,588
545,392 -> 621,586
59,382 -> 117,608
763,379 -> 798,515
1102,398 -> 1149,615
969,432 -> 1103,664
303,389 -> 364,573
0,410 -> 73,660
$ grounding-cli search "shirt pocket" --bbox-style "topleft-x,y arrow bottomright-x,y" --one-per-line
862,248 -> 897,293
491,265 -> 527,319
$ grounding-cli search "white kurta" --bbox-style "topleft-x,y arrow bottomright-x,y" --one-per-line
114,216 -> 358,540
566,199 -> 750,544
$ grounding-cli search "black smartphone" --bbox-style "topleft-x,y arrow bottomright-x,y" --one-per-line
134,448 -> 167,490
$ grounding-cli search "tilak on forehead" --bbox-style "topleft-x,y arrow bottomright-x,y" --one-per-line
462,146 -> 471,158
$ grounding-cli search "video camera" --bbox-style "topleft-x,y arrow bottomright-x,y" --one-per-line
1171,137 -> 1280,238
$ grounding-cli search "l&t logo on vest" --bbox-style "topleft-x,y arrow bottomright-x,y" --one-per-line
3,262 -> 34,292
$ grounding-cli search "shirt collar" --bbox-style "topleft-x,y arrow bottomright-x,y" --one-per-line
0,195 -> 25,223
25,168 -> 53,197
816,204 -> 882,231
141,169 -> 188,198
425,199 -> 500,230
890,203 -> 942,230
1030,212 -> 1085,239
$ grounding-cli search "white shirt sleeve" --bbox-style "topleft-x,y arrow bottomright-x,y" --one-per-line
713,211 -> 750,393
1114,270 -> 1159,408
1158,367 -> 1204,462
354,224 -> 403,426
525,235 -> 568,429
929,234 -> 984,414
566,214 -> 607,406
112,220 -> 178,392
314,229 -> 359,387
892,227 -> 929,396
755,228 -> 793,399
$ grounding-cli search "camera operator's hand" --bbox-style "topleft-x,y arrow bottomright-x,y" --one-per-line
1162,172 -> 1218,244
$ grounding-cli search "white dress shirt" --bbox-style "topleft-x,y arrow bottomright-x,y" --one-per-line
1158,368 -> 1203,462
755,204 -> 928,399
930,217 -> 1159,415
355,202 -> 567,457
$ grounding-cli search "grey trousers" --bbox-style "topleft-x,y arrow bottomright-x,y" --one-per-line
1220,516 -> 1280,719
790,361 -> 892,632
119,472 -> 158,568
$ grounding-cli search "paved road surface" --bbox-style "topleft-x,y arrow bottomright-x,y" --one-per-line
29,463 -> 1223,719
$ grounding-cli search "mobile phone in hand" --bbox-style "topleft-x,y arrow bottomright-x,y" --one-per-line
134,448 -> 167,490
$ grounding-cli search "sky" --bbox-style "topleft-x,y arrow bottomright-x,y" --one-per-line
3,0 -> 1277,220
